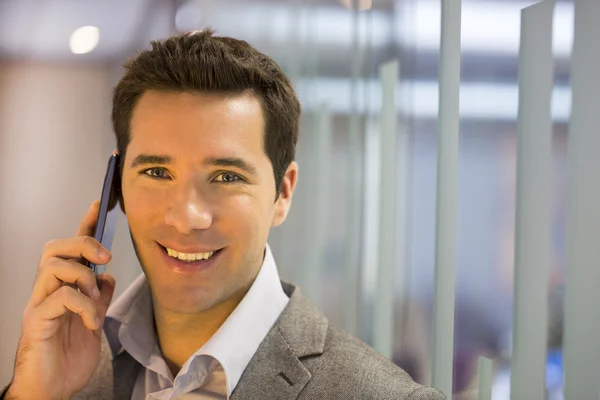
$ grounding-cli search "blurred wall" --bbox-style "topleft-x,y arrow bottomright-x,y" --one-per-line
0,62 -> 139,384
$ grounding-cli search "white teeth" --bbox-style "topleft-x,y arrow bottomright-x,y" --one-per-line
165,247 -> 216,262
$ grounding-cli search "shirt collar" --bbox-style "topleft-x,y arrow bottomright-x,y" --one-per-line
193,244 -> 289,394
104,243 -> 289,396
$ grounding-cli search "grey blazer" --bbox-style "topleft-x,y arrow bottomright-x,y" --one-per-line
4,282 -> 445,400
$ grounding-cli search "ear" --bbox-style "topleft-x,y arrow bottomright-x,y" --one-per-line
271,162 -> 298,227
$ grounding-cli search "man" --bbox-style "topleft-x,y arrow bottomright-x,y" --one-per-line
2,30 -> 444,400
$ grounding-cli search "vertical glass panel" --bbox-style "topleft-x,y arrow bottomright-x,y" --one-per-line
510,2 -> 554,399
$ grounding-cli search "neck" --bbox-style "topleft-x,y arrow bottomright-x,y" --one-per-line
153,289 -> 247,377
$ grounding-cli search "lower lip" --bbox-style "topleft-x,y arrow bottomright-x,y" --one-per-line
158,244 -> 223,274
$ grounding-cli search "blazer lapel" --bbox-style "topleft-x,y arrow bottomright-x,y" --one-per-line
230,327 -> 311,400
231,282 -> 328,400
113,350 -> 141,400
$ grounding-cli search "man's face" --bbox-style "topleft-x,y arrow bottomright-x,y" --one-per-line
122,90 -> 297,314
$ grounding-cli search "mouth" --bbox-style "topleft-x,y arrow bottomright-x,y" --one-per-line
157,243 -> 224,274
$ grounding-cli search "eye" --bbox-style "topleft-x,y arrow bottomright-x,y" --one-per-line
142,167 -> 170,179
214,172 -> 241,183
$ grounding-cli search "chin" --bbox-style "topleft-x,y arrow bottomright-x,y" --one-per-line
151,280 -> 228,314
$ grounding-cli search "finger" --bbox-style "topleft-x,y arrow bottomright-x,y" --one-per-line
91,274 -> 115,338
76,200 -> 100,237
35,286 -> 100,331
95,273 -> 116,313
40,236 -> 110,266
30,257 -> 101,309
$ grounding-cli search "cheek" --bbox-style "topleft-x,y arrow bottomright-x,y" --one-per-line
123,186 -> 166,227
219,195 -> 272,238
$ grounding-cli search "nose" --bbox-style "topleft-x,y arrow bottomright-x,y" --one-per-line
164,183 -> 213,234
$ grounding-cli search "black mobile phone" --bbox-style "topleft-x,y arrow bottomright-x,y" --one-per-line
85,152 -> 121,276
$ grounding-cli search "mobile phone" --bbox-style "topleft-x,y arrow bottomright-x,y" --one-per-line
85,152 -> 121,276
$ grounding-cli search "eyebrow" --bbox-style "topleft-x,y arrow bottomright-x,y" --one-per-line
129,154 -> 257,176
205,157 -> 257,176
130,154 -> 173,168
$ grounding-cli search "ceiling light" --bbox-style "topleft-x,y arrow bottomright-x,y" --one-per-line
69,26 -> 99,54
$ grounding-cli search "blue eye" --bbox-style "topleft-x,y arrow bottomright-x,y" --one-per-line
142,168 -> 169,179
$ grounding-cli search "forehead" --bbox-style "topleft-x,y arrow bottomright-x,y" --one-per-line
128,90 -> 265,158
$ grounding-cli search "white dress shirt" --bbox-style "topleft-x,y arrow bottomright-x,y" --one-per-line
104,244 -> 289,400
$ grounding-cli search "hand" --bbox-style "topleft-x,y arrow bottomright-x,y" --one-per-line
6,201 -> 116,400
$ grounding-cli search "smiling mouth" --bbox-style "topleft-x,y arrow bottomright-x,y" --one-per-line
158,244 -> 223,263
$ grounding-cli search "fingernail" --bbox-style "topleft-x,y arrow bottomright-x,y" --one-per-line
97,247 -> 110,259
92,286 -> 101,300
95,316 -> 101,327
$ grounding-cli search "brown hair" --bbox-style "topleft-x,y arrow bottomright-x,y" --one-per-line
112,29 -> 301,196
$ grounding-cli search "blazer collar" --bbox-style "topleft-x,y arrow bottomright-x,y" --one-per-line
276,281 -> 328,358
231,281 -> 328,400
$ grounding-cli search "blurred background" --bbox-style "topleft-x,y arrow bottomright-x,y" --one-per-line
0,0 -> 573,398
